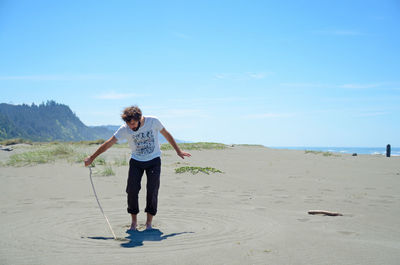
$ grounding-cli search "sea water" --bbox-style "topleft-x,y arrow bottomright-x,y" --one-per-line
271,146 -> 400,156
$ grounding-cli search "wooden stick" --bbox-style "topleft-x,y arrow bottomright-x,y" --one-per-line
308,210 -> 343,216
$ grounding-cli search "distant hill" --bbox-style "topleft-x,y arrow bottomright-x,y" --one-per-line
0,101 -> 185,143
0,101 -> 112,141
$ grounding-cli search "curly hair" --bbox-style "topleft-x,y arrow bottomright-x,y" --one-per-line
121,105 -> 142,122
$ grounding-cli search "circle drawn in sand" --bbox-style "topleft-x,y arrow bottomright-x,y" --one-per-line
3,200 -> 279,264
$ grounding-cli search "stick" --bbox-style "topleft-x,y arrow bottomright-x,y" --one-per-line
308,210 -> 343,216
89,167 -> 117,239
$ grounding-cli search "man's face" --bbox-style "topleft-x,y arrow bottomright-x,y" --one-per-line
126,119 -> 140,131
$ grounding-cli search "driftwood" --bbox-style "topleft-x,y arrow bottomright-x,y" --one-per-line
308,210 -> 343,216
0,147 -> 13,152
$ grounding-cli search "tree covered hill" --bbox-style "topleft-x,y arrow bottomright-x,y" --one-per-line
0,101 -> 113,141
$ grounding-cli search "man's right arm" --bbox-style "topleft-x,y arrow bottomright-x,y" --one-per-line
84,136 -> 118,167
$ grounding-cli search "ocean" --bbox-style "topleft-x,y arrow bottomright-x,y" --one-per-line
271,146 -> 400,156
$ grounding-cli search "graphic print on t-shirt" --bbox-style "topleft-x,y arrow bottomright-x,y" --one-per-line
132,130 -> 155,156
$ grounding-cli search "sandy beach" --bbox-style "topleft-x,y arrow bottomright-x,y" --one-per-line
1,144 -> 399,265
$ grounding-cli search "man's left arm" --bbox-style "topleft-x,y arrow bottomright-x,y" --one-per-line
160,128 -> 191,159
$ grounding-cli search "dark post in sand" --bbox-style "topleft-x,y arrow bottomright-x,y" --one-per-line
386,144 -> 391,157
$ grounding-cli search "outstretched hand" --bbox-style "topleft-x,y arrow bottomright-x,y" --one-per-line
177,151 -> 191,159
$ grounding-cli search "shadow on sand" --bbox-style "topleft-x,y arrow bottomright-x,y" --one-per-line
87,228 -> 193,248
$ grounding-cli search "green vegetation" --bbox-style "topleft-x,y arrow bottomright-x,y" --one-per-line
305,150 -> 321,154
175,166 -> 223,175
161,142 -> 226,151
113,156 -> 128,166
0,101 -> 113,142
92,157 -> 106,166
90,164 -> 116,176
0,138 -> 32,146
235,144 -> 265,147
72,152 -> 89,163
73,139 -> 105,145
1,138 -> 106,147
1,139 -> 133,168
99,166 -> 115,176
5,144 -> 76,166
305,150 -> 339,157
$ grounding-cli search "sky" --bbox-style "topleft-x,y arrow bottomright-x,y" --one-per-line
1,0 -> 399,147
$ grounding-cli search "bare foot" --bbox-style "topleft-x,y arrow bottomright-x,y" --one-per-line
129,223 -> 137,231
145,213 -> 154,230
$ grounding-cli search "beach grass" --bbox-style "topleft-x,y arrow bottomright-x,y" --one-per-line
72,139 -> 105,145
5,144 -> 76,166
175,166 -> 223,175
113,142 -> 129,148
0,138 -> 33,146
2,141 -> 227,168
236,144 -> 265,147
71,152 -> 89,163
94,157 -> 106,165
161,142 -> 227,151
1,140 -> 131,167
305,150 -> 339,157
113,156 -> 128,166
99,165 -> 115,176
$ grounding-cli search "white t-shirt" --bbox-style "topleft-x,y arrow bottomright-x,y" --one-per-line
113,116 -> 164,161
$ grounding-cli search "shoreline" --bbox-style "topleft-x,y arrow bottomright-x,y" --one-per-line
270,146 -> 400,156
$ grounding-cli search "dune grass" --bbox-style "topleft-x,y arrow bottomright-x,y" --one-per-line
1,139 -> 132,168
305,150 -> 321,155
305,150 -> 339,157
2,140 -> 228,168
71,152 -> 89,163
113,156 -> 128,166
175,166 -> 223,175
72,139 -> 106,145
0,138 -> 33,146
92,157 -> 106,166
99,165 -> 115,176
5,144 -> 76,166
235,144 -> 265,147
161,142 -> 227,151
90,164 -> 116,176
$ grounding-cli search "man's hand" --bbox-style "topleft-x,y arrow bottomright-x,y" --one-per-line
160,128 -> 192,159
83,136 -> 117,167
177,151 -> 191,159
84,156 -> 94,167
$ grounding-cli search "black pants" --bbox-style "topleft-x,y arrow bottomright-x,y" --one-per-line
126,157 -> 161,216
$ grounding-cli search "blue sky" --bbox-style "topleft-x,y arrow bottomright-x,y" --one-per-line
1,0 -> 399,147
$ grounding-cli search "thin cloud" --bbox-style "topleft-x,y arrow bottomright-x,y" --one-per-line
214,73 -> 230,79
172,31 -> 190,39
248,72 -> 268,79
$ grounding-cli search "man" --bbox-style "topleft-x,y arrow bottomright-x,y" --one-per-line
84,106 -> 191,230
